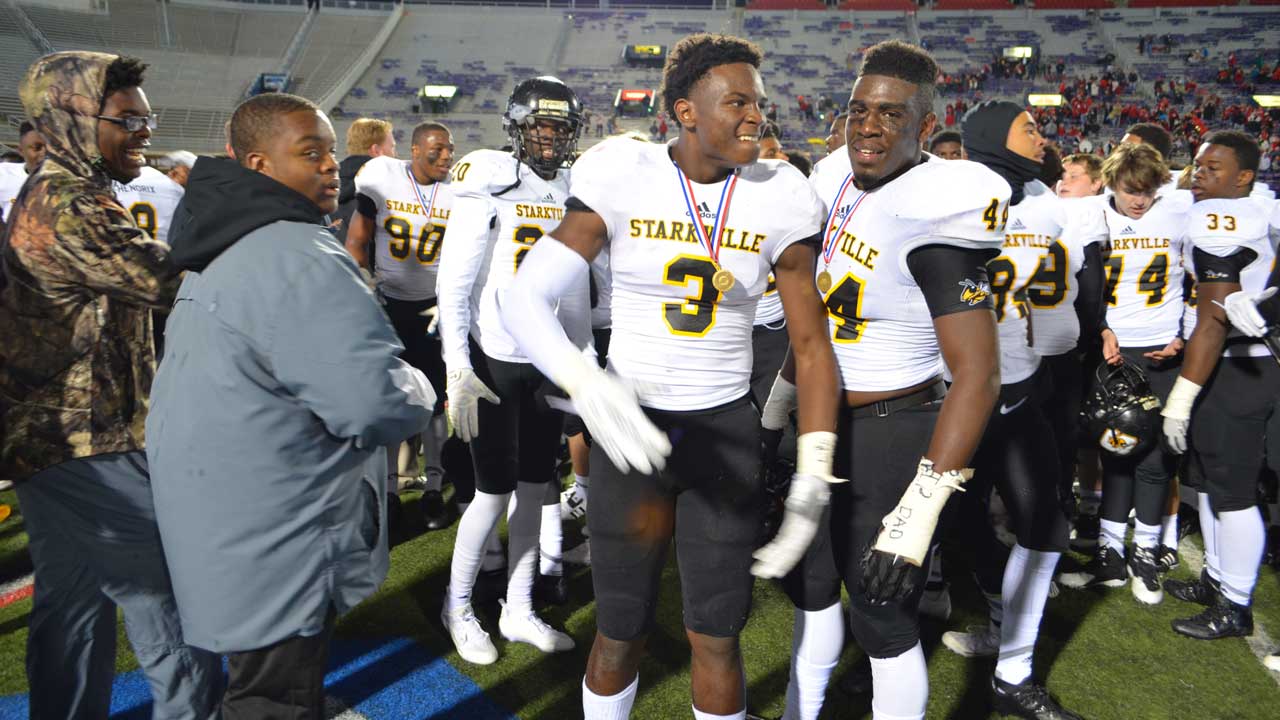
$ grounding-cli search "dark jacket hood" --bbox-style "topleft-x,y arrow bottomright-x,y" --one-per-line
339,154 -> 371,205
20,51 -> 118,184
168,156 -> 328,272
962,100 -> 1043,206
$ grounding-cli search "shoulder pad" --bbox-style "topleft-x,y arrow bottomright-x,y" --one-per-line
571,136 -> 649,183
1159,188 -> 1195,213
811,150 -> 852,181
1251,182 -> 1275,201
450,149 -> 517,196
882,159 -> 1011,222
1189,197 -> 1272,256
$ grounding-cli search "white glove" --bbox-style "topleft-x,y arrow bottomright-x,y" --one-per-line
446,368 -> 500,442
1223,287 -> 1275,337
419,305 -> 440,335
752,431 -> 839,579
1160,376 -> 1202,454
561,353 -> 671,475
760,373 -> 797,432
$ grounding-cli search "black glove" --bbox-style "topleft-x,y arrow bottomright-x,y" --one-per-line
860,545 -> 918,605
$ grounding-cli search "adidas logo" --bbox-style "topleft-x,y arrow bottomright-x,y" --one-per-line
833,203 -> 854,219
686,200 -> 718,220
1009,218 -> 1026,231
1120,225 -> 1136,235
543,193 -> 555,203
699,201 -> 712,213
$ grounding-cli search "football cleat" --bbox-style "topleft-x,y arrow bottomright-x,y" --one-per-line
1128,546 -> 1163,605
1264,650 -> 1280,672
1155,544 -> 1179,572
991,676 -> 1083,720
421,489 -> 456,531
1059,545 -> 1126,589
1171,594 -> 1253,640
1164,569 -> 1219,606
942,623 -> 1001,658
560,483 -> 588,521
441,598 -> 498,665
498,602 -> 575,653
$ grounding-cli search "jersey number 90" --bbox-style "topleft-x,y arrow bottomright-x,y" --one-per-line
384,217 -> 445,264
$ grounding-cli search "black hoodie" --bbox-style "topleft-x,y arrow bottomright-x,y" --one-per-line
332,154 -> 372,244
168,157 -> 328,273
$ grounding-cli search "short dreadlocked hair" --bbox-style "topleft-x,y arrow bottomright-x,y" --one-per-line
660,34 -> 763,116
856,40 -> 939,120
103,56 -> 147,99
230,93 -> 321,163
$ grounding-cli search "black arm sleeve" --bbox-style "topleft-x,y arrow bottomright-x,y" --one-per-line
1074,242 -> 1106,346
1192,247 -> 1257,284
565,196 -> 595,214
905,244 -> 998,318
355,193 -> 378,220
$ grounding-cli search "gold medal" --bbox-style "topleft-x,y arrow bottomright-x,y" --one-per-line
817,270 -> 833,294
712,268 -> 736,292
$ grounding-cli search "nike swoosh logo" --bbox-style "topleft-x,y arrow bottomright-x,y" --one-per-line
999,397 -> 1028,415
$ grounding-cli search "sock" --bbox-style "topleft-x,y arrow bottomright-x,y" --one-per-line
926,543 -> 944,586
583,675 -> 638,720
1199,492 -> 1220,581
1217,507 -> 1266,606
1160,513 -> 1178,548
573,473 -> 590,493
994,544 -> 1060,686
505,481 -> 543,613
540,502 -> 564,576
869,642 -> 927,720
1132,519 -> 1160,549
1099,519 -> 1127,552
692,707 -> 745,720
448,491 -> 509,610
783,603 -> 843,720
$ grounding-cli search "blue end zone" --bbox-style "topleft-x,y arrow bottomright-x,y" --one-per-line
0,637 -> 516,720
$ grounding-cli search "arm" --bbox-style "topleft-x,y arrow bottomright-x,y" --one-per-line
773,241 -> 839,438
928,309 -> 1001,471
343,194 -> 377,269
47,193 -> 178,307
436,194 -> 495,371
1074,242 -> 1105,352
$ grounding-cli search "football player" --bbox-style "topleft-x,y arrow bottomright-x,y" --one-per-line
0,121 -> 45,224
767,42 -> 1005,720
165,150 -> 195,187
1161,131 -> 1276,640
759,121 -> 787,161
436,76 -> 584,664
344,121 -> 462,531
928,129 -> 964,160
114,159 -> 184,246
1060,143 -> 1190,604
500,34 -> 840,720
939,101 -> 1086,720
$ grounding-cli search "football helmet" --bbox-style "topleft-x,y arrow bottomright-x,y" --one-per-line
1081,360 -> 1163,457
503,76 -> 583,176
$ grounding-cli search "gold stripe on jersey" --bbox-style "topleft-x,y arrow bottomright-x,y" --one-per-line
384,198 -> 451,222
515,204 -> 565,220
627,218 -> 765,255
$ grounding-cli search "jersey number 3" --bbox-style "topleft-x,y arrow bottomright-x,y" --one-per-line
663,255 -> 721,336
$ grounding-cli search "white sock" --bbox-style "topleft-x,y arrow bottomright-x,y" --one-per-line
1160,513 -> 1178,548
693,707 -> 745,720
869,642 -> 927,720
1132,519 -> 1160,549
1099,519 -> 1127,552
583,675 -> 638,720
1199,492 -> 1220,581
995,544 -> 1060,686
1217,507 -> 1266,606
505,481 -> 543,613
540,501 -> 564,577
783,603 -> 843,720
573,473 -> 590,493
448,491 -> 509,610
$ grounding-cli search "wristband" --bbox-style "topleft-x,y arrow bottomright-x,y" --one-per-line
1160,375 -> 1202,421
796,431 -> 839,482
761,374 -> 797,431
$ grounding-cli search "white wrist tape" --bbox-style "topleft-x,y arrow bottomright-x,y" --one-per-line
1160,376 -> 1202,422
874,458 -> 971,566
796,431 -> 839,482
760,374 -> 798,431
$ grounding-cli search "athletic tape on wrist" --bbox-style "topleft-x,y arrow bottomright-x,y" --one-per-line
796,431 -> 838,481
873,458 -> 972,566
761,374 -> 797,431
1161,376 -> 1202,420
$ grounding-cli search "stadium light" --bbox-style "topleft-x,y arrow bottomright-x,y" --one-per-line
422,85 -> 458,99
1004,46 -> 1034,59
1253,95 -> 1280,108
1028,94 -> 1064,107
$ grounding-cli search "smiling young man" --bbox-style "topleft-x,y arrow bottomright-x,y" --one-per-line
499,34 -> 839,720
146,92 -> 436,719
345,122 -> 463,530
0,51 -> 222,719
763,42 -> 1005,720
1159,131 -> 1276,641
0,121 -> 46,227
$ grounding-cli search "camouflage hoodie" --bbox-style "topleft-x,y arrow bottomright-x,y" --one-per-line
0,52 -> 175,481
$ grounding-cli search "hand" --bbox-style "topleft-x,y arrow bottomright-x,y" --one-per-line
1143,337 -> 1184,362
751,473 -> 830,578
1222,287 -> 1275,337
419,305 -> 440,335
569,363 -> 671,475
1101,328 -> 1122,365
446,368 -> 500,442
860,546 -> 919,605
1163,415 -> 1190,454
1160,375 -> 1202,456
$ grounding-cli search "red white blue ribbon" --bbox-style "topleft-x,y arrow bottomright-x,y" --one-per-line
673,161 -> 738,266
821,172 -> 868,267
405,163 -> 440,225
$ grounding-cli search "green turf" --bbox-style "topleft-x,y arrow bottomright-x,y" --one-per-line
1,488 -> 1278,718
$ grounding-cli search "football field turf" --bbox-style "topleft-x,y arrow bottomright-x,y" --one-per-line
0,486 -> 1278,719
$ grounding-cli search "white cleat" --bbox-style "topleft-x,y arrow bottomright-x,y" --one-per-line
560,484 -> 588,521
499,602 -> 575,653
441,596 -> 498,665
1264,652 -> 1280,673
941,623 -> 1001,658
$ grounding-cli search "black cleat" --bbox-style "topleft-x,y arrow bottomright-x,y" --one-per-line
1155,545 -> 1179,572
535,571 -> 570,606
1164,569 -> 1219,606
1059,545 -> 1126,589
1171,594 -> 1253,640
1128,546 -> 1163,605
420,489 -> 456,531
991,676 -> 1084,720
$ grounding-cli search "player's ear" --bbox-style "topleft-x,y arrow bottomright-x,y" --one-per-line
1237,168 -> 1256,191
917,112 -> 937,146
243,151 -> 269,174
673,98 -> 695,130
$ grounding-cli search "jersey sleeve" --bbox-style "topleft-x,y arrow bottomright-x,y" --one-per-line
887,160 -> 1010,275
353,155 -> 391,210
1188,198 -> 1272,258
1060,196 -> 1109,249
760,161 -> 825,264
437,151 -> 504,370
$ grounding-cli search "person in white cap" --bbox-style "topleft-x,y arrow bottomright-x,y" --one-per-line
167,150 -> 197,187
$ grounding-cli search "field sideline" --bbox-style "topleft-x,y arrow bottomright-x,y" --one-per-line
0,486 -> 1278,719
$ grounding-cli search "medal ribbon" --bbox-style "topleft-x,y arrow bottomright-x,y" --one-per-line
405,164 -> 441,225
673,162 -> 738,267
821,172 -> 868,267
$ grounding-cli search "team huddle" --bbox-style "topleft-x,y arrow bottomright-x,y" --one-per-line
6,30 -> 1277,720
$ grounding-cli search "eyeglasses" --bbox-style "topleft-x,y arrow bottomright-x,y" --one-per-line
95,114 -> 158,133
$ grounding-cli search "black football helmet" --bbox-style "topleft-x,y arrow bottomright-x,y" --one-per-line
503,76 -> 583,176
1081,360 -> 1163,457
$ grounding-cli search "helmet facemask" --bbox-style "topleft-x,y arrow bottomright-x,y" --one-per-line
505,102 -> 581,176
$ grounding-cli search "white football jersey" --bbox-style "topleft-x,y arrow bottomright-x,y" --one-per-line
1101,191 -> 1192,347
570,137 -> 824,411
809,151 -> 1009,392
113,166 -> 184,245
753,274 -> 784,325
589,249 -> 612,330
1189,196 -> 1275,358
0,163 -> 28,223
354,155 -> 453,302
438,149 -> 571,367
993,181 -> 1066,383
1025,192 -> 1109,356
